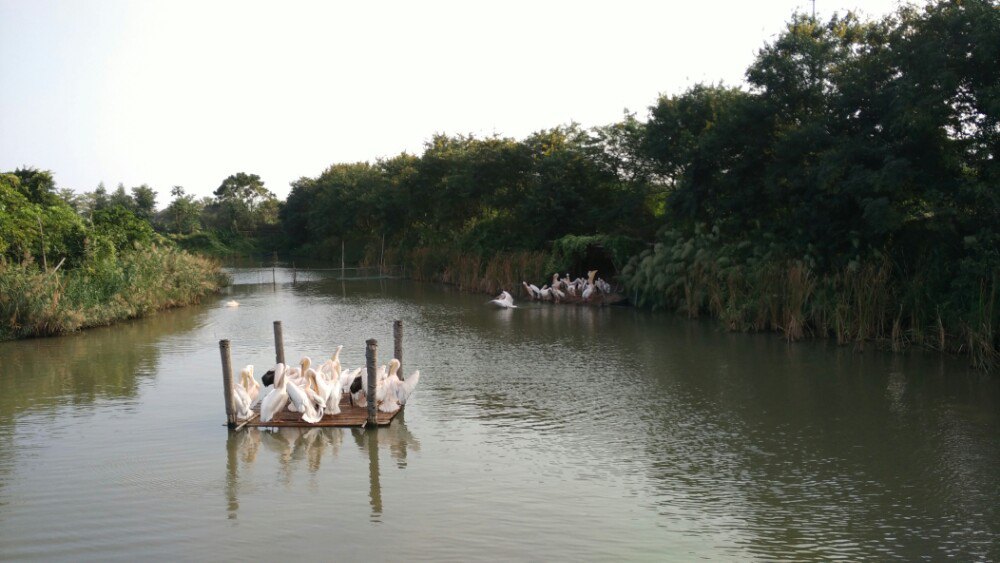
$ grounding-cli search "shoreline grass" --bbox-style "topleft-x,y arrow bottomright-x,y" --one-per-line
0,245 -> 227,340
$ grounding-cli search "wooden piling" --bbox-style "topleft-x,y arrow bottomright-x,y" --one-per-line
273,321 -> 285,365
393,320 -> 404,380
292,263 -> 296,284
365,338 -> 378,426
272,266 -> 276,286
220,339 -> 237,429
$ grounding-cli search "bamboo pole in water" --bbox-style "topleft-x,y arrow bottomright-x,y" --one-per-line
365,338 -> 378,426
220,339 -> 236,429
273,321 -> 285,365
393,320 -> 404,381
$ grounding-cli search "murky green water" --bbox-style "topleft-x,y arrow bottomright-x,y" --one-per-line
0,267 -> 997,561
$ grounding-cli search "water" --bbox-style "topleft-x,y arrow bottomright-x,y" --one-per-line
0,268 -> 997,561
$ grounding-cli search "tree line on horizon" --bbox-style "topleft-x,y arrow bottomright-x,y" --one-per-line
2,0 -> 996,366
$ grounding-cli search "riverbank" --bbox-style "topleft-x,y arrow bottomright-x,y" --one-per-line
623,236 -> 999,372
0,245 -> 226,340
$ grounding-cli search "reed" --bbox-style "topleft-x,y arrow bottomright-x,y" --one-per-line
622,235 -> 998,371
0,246 -> 225,340
399,246 -> 548,296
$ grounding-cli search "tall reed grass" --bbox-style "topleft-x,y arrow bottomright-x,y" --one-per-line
624,230 -> 999,371
0,246 -> 226,340
398,246 -> 548,296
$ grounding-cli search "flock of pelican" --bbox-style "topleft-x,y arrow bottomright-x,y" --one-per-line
488,270 -> 616,309
231,345 -> 421,423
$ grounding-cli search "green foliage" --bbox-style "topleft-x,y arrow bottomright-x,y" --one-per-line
0,246 -> 225,340
281,127 -> 662,271
91,205 -> 155,252
212,172 -> 279,233
626,0 -> 1000,368
547,234 -> 645,275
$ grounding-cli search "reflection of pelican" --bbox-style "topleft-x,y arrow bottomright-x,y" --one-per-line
260,364 -> 290,422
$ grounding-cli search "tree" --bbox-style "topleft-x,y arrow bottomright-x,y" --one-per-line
131,184 -> 157,221
213,172 -> 278,233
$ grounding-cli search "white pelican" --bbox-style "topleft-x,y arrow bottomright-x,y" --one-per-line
240,364 -> 260,403
286,374 -> 323,424
225,300 -> 239,307
582,270 -> 598,301
307,367 -> 342,415
488,290 -> 517,309
232,368 -> 253,421
522,281 -> 541,300
379,359 -> 422,412
260,364 -> 290,422
285,357 -> 311,411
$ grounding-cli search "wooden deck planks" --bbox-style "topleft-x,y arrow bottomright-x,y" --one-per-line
241,396 -> 400,428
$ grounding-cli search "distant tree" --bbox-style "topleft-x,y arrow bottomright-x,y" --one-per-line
92,182 -> 110,212
130,184 -> 157,221
109,183 -> 134,211
213,172 -> 278,232
164,186 -> 202,234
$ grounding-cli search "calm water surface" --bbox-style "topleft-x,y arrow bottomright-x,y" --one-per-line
0,267 -> 997,561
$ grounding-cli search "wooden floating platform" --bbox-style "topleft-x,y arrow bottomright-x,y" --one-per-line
240,396 -> 402,428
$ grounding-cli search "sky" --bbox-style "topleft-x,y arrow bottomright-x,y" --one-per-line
1,0 -> 907,205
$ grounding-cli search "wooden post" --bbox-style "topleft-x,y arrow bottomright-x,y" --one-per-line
273,321 -> 285,365
393,320 -> 404,381
292,263 -> 296,284
272,266 -> 276,286
365,338 -> 378,426
220,339 -> 237,429
341,239 -> 345,279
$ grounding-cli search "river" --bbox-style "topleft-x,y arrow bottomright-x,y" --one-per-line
0,267 -> 997,560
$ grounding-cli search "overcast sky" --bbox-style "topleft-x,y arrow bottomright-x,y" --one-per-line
1,0 -> 906,204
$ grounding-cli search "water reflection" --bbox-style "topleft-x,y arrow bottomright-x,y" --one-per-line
224,418 -> 420,521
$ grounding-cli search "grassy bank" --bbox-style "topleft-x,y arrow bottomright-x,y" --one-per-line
624,228 -> 999,372
0,245 -> 227,340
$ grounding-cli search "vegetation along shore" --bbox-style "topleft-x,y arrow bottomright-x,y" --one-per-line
5,0 -> 996,369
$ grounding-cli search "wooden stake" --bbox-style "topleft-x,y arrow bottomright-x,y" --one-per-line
292,262 -> 297,284
341,239 -> 345,279
365,338 -> 378,426
272,266 -> 276,286
393,320 -> 404,381
220,339 -> 236,429
273,321 -> 285,365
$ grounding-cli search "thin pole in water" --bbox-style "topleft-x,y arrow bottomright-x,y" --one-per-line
292,262 -> 296,284
341,239 -> 345,280
273,321 -> 285,365
365,338 -> 378,427
220,339 -> 236,429
393,320 -> 404,381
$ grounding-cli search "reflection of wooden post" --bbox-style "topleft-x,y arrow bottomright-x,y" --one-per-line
367,429 -> 382,518
220,339 -> 236,429
365,339 -> 378,426
273,321 -> 285,365
393,320 -> 404,381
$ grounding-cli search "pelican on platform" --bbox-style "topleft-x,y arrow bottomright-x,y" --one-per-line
260,364 -> 290,423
